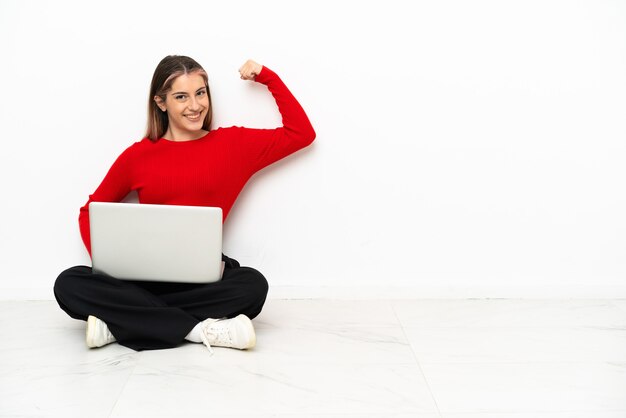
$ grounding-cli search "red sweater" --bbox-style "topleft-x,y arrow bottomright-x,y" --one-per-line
79,66 -> 315,256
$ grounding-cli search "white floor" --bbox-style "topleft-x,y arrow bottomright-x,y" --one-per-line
1,299 -> 626,417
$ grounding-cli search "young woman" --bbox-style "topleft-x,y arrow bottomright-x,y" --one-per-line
53,56 -> 315,354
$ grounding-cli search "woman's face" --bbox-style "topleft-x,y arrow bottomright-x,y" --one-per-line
156,72 -> 209,140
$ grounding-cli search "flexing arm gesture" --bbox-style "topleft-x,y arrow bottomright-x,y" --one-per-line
238,59 -> 263,81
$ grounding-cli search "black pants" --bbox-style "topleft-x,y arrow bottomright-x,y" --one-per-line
53,255 -> 268,351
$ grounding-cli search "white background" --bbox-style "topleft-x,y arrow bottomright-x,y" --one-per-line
1,0 -> 624,299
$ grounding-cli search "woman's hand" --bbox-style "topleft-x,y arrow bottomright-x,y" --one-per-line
238,59 -> 263,81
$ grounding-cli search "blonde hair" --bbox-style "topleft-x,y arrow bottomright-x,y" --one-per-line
145,55 -> 213,141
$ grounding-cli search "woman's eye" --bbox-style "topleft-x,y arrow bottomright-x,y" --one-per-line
175,95 -> 186,100
197,90 -> 206,96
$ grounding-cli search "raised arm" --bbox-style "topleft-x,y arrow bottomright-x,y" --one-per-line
235,60 -> 316,173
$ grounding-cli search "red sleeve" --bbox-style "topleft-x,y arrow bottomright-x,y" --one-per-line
237,65 -> 316,173
78,144 -> 136,257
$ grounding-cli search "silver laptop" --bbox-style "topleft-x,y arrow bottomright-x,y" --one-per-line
89,202 -> 223,283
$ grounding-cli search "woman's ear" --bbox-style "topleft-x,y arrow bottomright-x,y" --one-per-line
154,96 -> 166,112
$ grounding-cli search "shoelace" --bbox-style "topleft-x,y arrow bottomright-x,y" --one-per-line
199,318 -> 232,355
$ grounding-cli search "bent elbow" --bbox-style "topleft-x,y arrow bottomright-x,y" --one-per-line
286,125 -> 316,148
304,126 -> 316,146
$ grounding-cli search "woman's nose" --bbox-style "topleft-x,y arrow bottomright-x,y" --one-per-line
188,96 -> 201,111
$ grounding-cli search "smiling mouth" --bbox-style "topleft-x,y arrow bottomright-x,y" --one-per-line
185,112 -> 202,121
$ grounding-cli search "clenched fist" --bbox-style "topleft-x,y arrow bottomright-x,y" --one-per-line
238,59 -> 263,81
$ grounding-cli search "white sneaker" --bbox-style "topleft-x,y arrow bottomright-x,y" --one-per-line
86,315 -> 116,348
199,314 -> 256,354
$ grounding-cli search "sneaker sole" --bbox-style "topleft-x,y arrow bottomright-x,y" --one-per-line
86,315 -> 99,348
86,315 -> 114,348
235,314 -> 256,349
